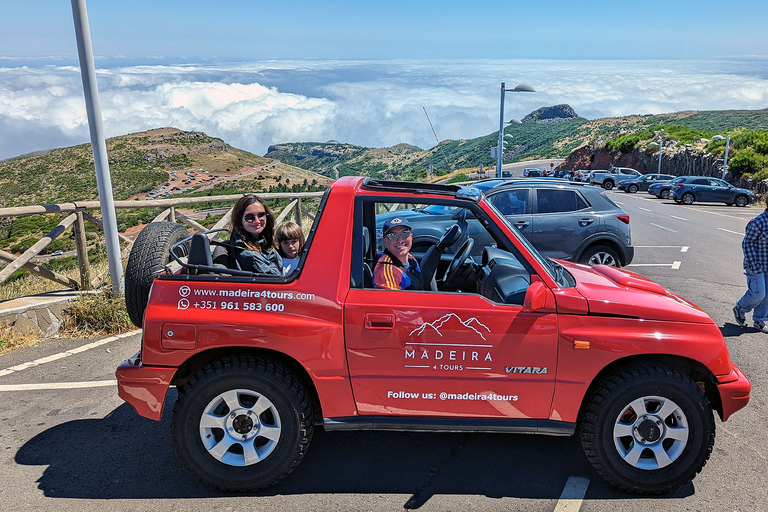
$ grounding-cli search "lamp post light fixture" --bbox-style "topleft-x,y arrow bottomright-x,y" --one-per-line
496,82 -> 535,176
712,134 -> 731,180
648,136 -> 666,174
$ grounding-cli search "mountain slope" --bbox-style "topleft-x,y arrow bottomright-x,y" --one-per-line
265,106 -> 768,178
0,127 -> 329,208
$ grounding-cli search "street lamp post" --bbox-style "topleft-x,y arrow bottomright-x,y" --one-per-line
648,136 -> 666,174
713,134 -> 731,180
496,82 -> 535,177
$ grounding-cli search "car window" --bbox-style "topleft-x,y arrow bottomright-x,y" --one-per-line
489,189 -> 528,215
711,178 -> 729,187
536,189 -> 588,214
692,178 -> 709,185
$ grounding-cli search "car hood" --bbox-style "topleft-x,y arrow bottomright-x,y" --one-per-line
561,262 -> 712,324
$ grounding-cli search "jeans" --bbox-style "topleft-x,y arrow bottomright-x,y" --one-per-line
737,268 -> 768,323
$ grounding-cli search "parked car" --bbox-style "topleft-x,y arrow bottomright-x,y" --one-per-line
617,173 -> 675,193
670,177 -> 756,206
376,179 -> 634,267
118,176 -> 750,495
582,170 -> 606,184
590,167 -> 642,190
523,168 -> 544,177
648,176 -> 688,199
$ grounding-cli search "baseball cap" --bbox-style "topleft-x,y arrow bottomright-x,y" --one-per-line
382,217 -> 412,234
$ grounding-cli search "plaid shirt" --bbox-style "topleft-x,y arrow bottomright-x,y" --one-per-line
743,209 -> 768,271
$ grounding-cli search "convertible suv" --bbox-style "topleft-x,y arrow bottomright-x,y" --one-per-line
376,179 -> 634,267
670,176 -> 756,207
117,177 -> 749,495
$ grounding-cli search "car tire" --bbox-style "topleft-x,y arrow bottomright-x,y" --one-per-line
579,244 -> 620,266
628,184 -> 638,193
735,195 -> 749,207
603,181 -> 614,190
171,355 -> 314,492
681,193 -> 695,205
660,189 -> 671,199
579,362 -> 715,494
125,221 -> 189,327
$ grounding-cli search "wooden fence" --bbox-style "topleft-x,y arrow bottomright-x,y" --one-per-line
0,192 -> 325,291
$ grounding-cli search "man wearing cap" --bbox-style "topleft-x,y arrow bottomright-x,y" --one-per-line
374,217 -> 424,290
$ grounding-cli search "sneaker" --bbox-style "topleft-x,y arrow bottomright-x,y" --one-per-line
754,321 -> 768,333
733,305 -> 748,328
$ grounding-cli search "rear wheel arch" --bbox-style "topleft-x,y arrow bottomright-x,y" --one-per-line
172,347 -> 324,424
576,238 -> 626,266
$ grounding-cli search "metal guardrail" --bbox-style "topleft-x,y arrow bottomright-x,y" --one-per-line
0,191 -> 325,290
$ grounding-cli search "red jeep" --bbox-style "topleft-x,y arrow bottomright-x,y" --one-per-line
117,177 -> 750,494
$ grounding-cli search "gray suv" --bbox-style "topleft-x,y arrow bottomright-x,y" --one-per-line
376,179 -> 634,266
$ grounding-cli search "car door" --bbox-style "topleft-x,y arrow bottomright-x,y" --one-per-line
487,188 -> 533,244
345,201 -> 558,419
689,178 -> 712,201
708,178 -> 732,203
531,188 -> 595,260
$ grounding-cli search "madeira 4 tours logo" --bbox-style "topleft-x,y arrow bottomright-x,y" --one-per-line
405,313 -> 547,375
406,313 -> 492,372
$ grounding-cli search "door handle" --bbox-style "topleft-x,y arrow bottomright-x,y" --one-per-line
579,218 -> 595,226
513,221 -> 530,229
365,314 -> 394,330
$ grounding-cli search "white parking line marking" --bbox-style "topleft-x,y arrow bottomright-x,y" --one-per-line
638,207 -> 653,212
554,476 -> 590,512
718,227 -> 745,236
0,380 -> 117,391
669,215 -> 689,221
0,330 -> 140,376
628,262 -> 682,269
650,223 -> 678,233
634,245 -> 689,252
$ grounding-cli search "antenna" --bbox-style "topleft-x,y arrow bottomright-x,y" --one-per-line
423,107 -> 450,169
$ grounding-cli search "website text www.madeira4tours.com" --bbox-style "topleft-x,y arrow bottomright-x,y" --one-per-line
175,284 -> 315,312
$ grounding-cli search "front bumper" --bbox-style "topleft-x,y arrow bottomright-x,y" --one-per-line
115,352 -> 176,421
717,365 -> 751,421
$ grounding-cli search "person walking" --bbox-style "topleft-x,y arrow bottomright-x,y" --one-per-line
734,192 -> 768,332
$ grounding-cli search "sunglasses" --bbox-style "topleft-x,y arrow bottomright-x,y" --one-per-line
384,229 -> 412,241
243,212 -> 268,223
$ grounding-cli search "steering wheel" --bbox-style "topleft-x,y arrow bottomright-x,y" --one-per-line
441,238 -> 474,285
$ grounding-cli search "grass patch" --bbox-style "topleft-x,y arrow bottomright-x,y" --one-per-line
0,323 -> 40,353
60,292 -> 134,337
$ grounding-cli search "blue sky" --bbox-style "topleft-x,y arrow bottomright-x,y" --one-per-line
1,2 -> 768,161
3,0 -> 767,61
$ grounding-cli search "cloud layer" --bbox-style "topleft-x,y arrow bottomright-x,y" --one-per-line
1,59 -> 768,160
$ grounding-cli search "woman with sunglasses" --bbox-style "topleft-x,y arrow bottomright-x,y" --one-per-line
373,217 -> 424,290
212,194 -> 283,276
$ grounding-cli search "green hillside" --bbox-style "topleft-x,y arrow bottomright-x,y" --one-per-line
0,127 -> 328,208
265,106 -> 768,179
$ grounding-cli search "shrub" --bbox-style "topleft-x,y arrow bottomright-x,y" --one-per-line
62,292 -> 133,335
729,148 -> 768,178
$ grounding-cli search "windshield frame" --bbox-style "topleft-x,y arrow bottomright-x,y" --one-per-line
480,191 -> 561,283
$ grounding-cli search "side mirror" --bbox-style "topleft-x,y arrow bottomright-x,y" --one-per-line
523,280 -> 550,313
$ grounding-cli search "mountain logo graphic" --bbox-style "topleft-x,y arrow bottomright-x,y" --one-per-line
409,313 -> 491,340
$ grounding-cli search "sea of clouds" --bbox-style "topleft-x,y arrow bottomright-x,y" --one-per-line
1,58 -> 768,161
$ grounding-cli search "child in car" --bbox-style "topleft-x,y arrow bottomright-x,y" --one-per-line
276,221 -> 305,275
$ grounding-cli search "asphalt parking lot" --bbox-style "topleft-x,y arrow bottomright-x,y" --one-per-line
1,189 -> 766,511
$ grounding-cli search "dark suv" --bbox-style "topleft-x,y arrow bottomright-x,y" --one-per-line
670,176 -> 756,206
376,179 -> 634,267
